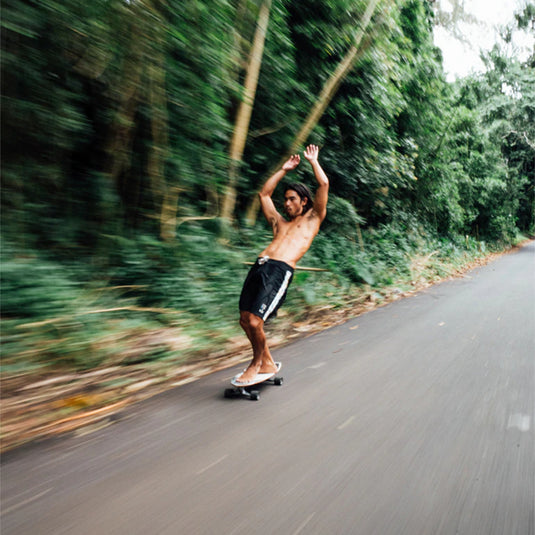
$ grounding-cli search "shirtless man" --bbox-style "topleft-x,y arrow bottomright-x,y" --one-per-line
236,144 -> 329,384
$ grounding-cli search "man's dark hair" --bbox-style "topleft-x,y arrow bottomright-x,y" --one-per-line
285,183 -> 313,214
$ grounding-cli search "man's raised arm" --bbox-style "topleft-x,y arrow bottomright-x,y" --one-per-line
258,154 -> 301,224
304,145 -> 329,221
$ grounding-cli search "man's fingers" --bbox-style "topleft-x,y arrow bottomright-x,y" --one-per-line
304,144 -> 319,159
283,154 -> 300,170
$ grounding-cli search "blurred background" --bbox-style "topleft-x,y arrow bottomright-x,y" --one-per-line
1,0 -> 534,426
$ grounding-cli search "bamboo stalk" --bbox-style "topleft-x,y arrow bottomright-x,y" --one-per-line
221,0 -> 272,222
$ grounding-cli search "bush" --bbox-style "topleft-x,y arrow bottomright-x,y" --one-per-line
1,249 -> 80,320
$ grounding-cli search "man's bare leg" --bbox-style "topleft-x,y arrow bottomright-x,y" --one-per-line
237,311 -> 278,383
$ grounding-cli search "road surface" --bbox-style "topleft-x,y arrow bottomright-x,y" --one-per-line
2,242 -> 534,535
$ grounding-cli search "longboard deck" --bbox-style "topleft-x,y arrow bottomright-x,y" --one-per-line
225,362 -> 283,400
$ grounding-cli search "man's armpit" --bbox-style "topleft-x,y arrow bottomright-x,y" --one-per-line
269,216 -> 279,231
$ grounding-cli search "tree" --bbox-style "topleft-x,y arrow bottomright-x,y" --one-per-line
221,0 -> 272,223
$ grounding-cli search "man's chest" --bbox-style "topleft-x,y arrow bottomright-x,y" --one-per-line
276,219 -> 318,243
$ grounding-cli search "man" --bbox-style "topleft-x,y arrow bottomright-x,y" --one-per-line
236,144 -> 329,384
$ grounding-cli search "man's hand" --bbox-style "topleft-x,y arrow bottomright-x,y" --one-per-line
305,144 -> 328,221
304,144 -> 319,163
282,154 -> 300,171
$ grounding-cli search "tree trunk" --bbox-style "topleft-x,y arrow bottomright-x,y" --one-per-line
160,186 -> 181,241
244,0 -> 382,225
221,0 -> 272,223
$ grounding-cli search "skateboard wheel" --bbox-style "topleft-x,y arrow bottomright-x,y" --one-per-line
224,389 -> 235,398
274,377 -> 283,386
250,391 -> 260,401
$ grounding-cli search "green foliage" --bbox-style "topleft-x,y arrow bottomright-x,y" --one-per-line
165,1 -> 235,196
321,196 -> 365,236
1,249 -> 80,320
109,232 -> 246,326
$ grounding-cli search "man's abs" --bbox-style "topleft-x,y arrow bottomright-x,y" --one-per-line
260,219 -> 319,267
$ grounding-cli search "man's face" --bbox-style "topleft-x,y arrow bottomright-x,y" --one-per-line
284,189 -> 307,219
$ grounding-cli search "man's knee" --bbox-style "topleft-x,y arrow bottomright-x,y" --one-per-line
240,312 -> 263,332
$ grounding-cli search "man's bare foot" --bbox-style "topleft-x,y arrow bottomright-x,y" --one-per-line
235,362 -> 262,384
258,360 -> 278,374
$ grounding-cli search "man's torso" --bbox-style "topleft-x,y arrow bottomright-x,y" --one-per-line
260,212 -> 320,267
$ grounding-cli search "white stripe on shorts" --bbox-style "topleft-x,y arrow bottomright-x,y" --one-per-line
263,270 -> 292,321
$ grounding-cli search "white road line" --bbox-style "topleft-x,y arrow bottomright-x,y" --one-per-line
292,512 -> 316,535
1,488 -> 53,516
337,416 -> 355,430
196,454 -> 229,475
308,362 -> 326,369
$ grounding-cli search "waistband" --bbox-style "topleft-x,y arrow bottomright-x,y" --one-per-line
256,256 -> 294,272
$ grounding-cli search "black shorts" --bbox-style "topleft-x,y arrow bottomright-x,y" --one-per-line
239,257 -> 294,321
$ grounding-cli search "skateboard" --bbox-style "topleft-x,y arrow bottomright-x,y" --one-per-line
224,362 -> 283,401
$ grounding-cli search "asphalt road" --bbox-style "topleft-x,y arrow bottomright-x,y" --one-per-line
2,242 -> 534,535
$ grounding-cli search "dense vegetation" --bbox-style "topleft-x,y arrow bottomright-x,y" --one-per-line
1,0 -> 534,374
